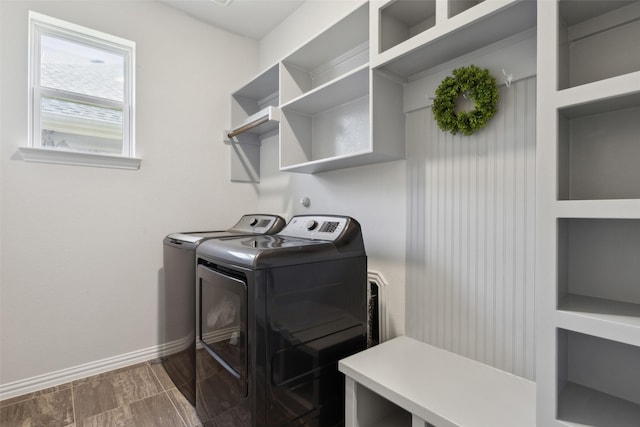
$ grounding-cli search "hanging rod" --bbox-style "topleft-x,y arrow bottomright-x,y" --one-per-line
227,116 -> 270,139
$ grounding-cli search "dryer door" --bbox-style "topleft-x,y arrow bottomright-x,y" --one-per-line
198,264 -> 248,397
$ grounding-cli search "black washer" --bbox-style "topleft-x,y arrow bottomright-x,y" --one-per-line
195,215 -> 367,427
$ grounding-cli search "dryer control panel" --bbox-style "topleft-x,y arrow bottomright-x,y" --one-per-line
279,215 -> 352,241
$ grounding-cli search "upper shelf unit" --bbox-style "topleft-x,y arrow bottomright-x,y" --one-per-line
371,0 -> 536,79
557,0 -> 640,90
280,3 -> 369,105
279,1 -> 405,174
225,64 -> 280,183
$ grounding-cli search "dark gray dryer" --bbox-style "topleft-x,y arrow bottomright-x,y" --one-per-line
161,214 -> 285,406
195,215 -> 367,427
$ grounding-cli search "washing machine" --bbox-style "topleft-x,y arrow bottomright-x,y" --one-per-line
195,215 -> 367,427
161,214 -> 286,406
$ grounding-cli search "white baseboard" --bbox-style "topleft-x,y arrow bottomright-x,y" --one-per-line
0,341 -> 179,401
2,272 -> 388,401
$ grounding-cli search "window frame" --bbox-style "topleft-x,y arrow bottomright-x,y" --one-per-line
22,11 -> 140,169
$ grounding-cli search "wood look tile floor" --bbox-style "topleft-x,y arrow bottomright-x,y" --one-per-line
0,360 -> 202,427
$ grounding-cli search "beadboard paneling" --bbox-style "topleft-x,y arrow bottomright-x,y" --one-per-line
406,76 -> 536,380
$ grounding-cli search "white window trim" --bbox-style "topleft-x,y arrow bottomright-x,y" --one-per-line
21,11 -> 140,170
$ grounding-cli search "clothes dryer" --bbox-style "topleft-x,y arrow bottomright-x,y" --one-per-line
195,215 -> 367,427
161,214 -> 285,405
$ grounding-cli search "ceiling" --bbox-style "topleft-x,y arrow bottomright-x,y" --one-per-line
159,0 -> 305,39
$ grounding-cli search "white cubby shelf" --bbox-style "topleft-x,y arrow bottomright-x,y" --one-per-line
372,0 -> 536,80
556,330 -> 640,427
225,1 -> 405,178
537,1 -> 640,426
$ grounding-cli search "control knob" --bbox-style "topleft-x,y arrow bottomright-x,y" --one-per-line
306,219 -> 318,231
249,218 -> 259,227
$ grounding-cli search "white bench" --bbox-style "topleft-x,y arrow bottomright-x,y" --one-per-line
338,336 -> 536,427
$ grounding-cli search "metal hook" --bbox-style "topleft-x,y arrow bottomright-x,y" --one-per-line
502,69 -> 514,88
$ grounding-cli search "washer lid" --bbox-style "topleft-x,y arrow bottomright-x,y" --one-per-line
165,214 -> 286,244
166,230 -> 235,244
196,235 -> 340,268
196,215 -> 365,269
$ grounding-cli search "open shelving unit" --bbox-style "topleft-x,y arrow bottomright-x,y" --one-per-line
224,1 -> 404,178
537,1 -> 640,426
279,1 -> 404,174
279,2 -> 369,105
371,0 -> 536,79
225,64 -> 280,182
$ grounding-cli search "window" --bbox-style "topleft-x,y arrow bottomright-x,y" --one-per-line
22,12 -> 139,169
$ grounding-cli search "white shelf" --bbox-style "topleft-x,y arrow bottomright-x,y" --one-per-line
231,64 -> 279,130
558,1 -> 640,90
554,72 -> 640,111
557,218 -> 640,310
280,65 -> 369,115
373,0 -> 536,79
554,200 -> 640,219
556,330 -> 640,427
275,1 -> 401,175
227,64 -> 280,183
227,106 -> 280,138
280,150 -> 385,175
279,67 -> 405,174
280,2 -> 369,104
558,382 -> 640,427
557,295 -> 640,348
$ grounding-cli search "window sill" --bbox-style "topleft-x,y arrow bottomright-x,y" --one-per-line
18,146 -> 141,170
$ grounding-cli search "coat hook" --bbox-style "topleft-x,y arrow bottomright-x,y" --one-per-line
502,69 -> 514,88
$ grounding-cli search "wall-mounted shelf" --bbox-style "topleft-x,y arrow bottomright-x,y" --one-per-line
225,1 -> 405,177
226,106 -> 280,139
372,0 -> 536,80
278,1 -> 405,175
279,66 -> 370,172
280,3 -> 369,105
280,66 -> 404,174
226,64 -> 279,183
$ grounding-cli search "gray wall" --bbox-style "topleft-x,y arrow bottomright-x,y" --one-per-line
404,35 -> 537,380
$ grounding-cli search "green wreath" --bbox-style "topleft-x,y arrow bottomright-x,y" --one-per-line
432,65 -> 498,136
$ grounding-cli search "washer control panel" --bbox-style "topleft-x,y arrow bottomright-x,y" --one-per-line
230,214 -> 286,234
279,215 -> 350,241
